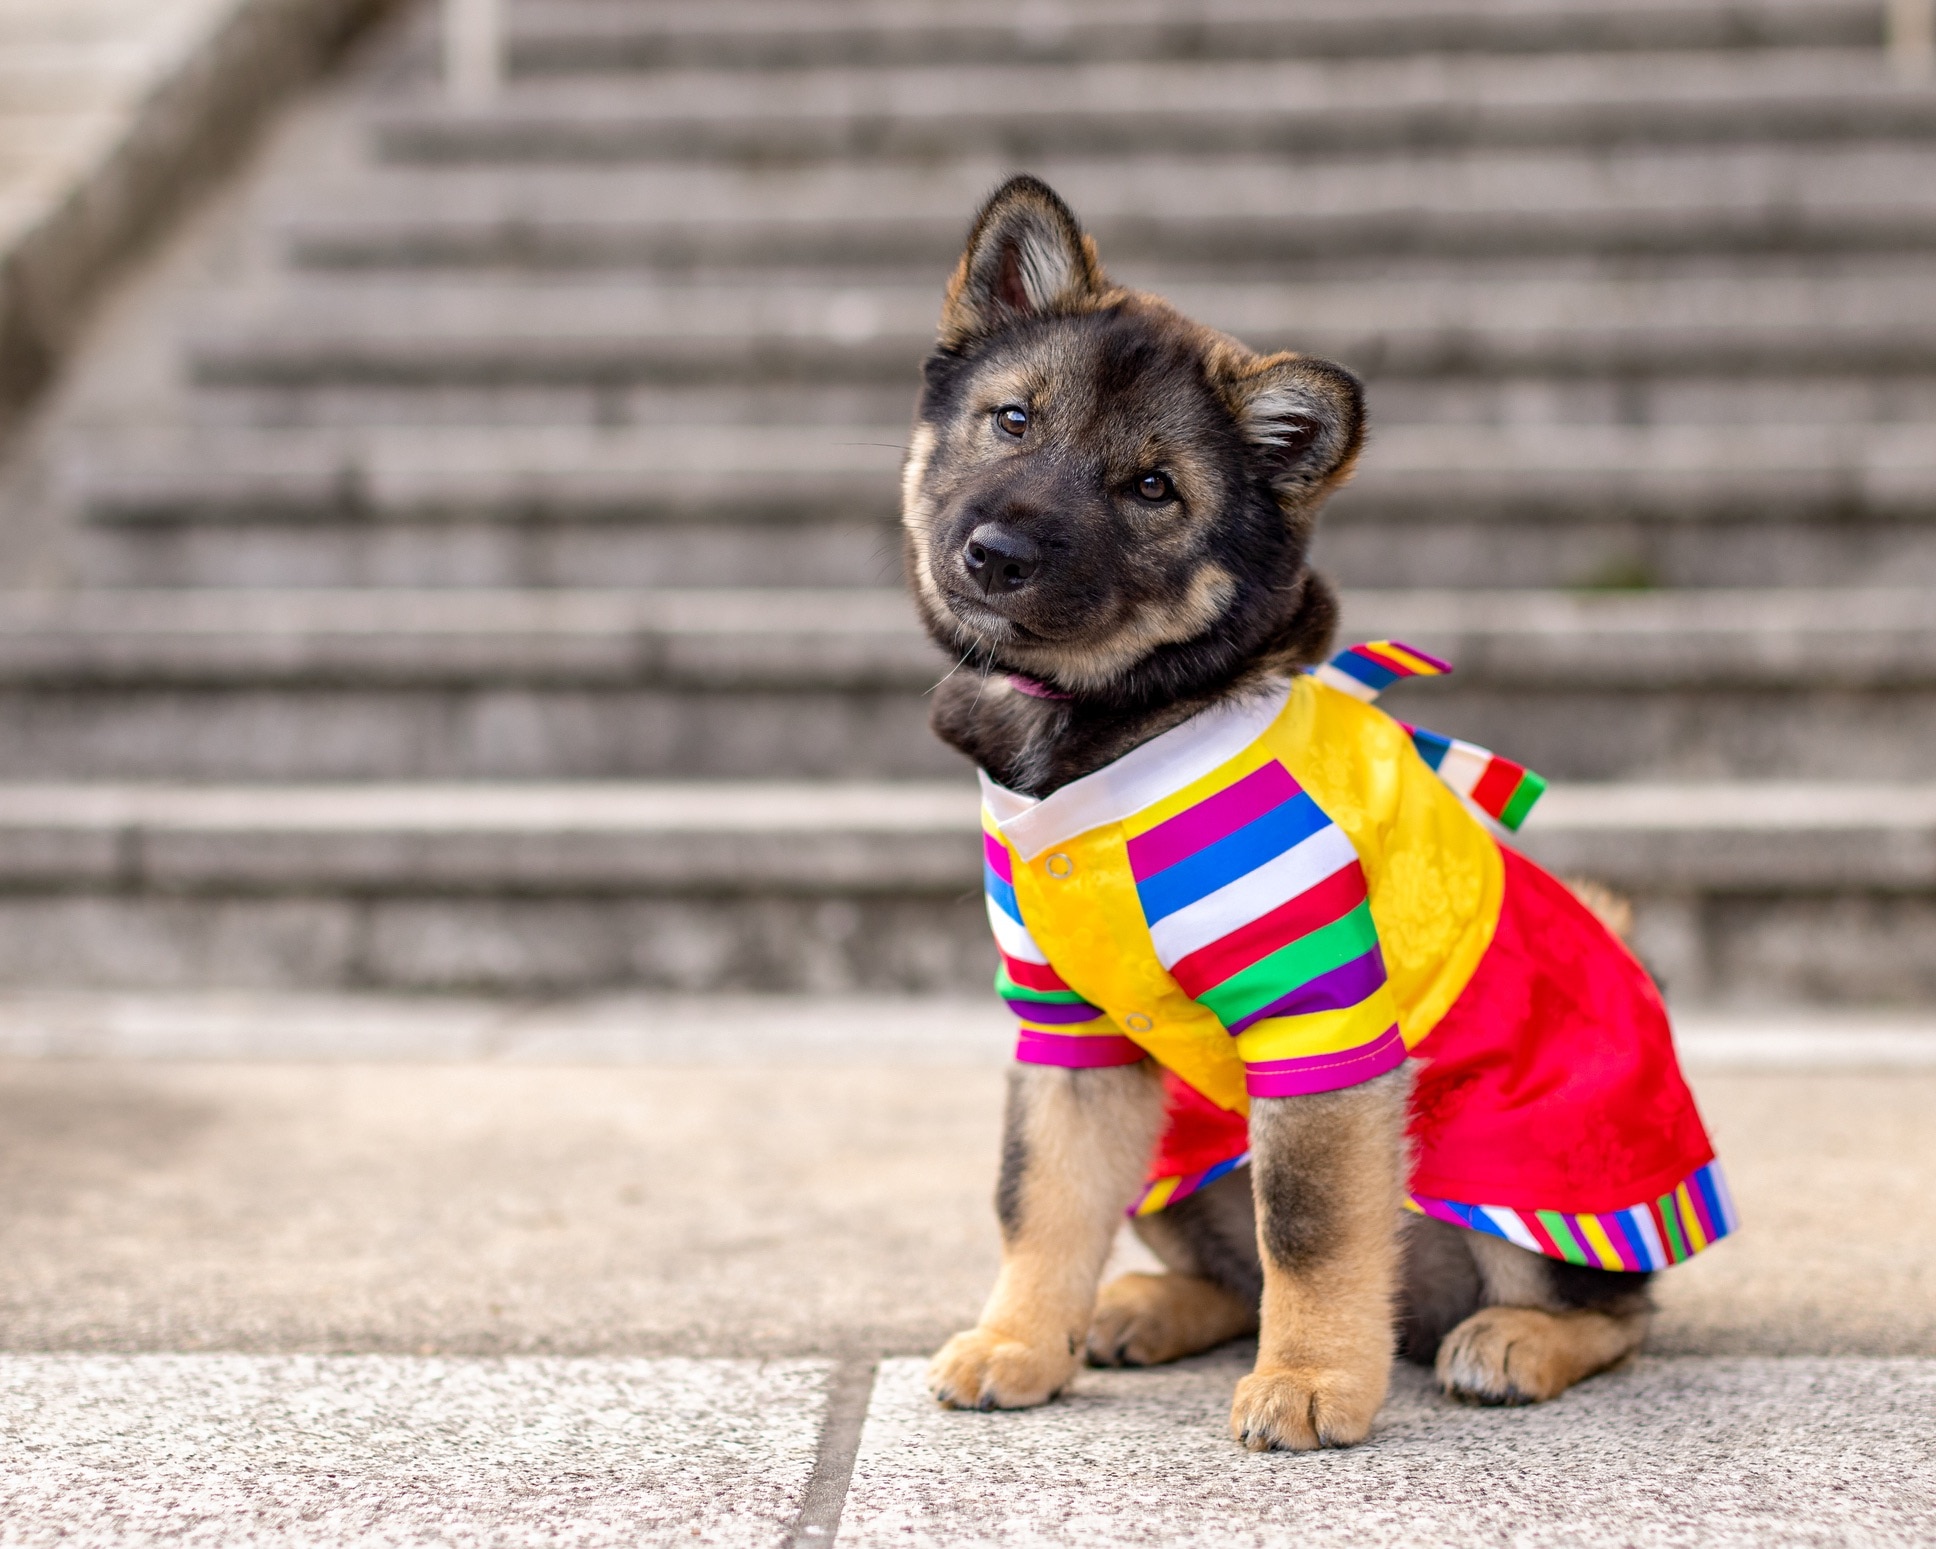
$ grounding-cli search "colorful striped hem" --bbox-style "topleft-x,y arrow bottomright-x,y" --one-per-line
1130,1150 -> 1251,1217
1406,1159 -> 1738,1270
1014,1029 -> 1147,1068
1244,1024 -> 1406,1097
1403,723 -> 1547,832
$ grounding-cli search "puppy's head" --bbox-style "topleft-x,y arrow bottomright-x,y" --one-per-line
902,175 -> 1363,707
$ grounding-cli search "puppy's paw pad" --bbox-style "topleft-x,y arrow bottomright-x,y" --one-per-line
1435,1307 -> 1569,1406
1229,1366 -> 1383,1452
928,1327 -> 1075,1411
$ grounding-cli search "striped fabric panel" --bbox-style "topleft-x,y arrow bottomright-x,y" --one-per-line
1310,639 -> 1452,702
1130,1149 -> 1250,1217
1405,724 -> 1548,832
984,815 -> 1141,1069
1406,1159 -> 1739,1270
1126,758 -> 1401,1097
1306,640 -> 1548,830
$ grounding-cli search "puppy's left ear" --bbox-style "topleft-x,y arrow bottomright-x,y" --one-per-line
1218,354 -> 1366,509
938,175 -> 1108,348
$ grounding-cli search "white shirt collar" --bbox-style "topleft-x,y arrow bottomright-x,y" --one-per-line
979,678 -> 1293,861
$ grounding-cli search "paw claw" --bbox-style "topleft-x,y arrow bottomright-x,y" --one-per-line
1229,1365 -> 1385,1452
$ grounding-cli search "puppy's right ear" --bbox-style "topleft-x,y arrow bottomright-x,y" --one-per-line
938,176 -> 1106,349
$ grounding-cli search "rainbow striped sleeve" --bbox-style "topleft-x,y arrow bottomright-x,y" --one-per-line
1124,757 -> 1405,1098
1403,724 -> 1547,831
983,814 -> 1143,1069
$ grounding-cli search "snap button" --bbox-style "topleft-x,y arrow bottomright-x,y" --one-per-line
1125,1013 -> 1153,1034
1045,853 -> 1074,878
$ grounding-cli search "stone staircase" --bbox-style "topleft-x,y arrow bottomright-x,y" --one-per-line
0,0 -> 1932,1003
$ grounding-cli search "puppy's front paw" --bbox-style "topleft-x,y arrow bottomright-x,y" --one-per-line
1229,1363 -> 1387,1452
928,1326 -> 1076,1411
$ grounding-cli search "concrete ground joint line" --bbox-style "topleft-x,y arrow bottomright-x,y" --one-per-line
791,1357 -> 880,1548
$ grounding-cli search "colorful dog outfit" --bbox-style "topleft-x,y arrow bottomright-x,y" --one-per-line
981,642 -> 1735,1273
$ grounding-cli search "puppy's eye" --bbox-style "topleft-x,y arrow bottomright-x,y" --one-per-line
995,406 -> 1029,437
1135,472 -> 1174,504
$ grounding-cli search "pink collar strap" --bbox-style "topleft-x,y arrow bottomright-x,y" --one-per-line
1007,674 -> 1073,701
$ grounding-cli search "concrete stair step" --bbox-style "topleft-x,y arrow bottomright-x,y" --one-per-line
368,51 -> 1935,163
77,500 -> 1936,593
77,425 -> 911,522
0,587 -> 952,782
282,145 -> 1936,269
0,776 -> 1923,1000
494,0 -> 1883,74
181,263 -> 1936,384
0,587 -> 936,688
0,587 -> 1928,780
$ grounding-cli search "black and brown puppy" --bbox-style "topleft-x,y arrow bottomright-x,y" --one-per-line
902,176 -> 1652,1451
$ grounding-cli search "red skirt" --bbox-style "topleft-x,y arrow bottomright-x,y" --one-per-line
1144,845 -> 1718,1224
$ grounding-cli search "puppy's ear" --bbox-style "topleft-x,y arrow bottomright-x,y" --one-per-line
938,175 -> 1106,348
1217,353 -> 1367,508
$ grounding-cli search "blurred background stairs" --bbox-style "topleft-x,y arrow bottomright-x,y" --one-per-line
0,0 -> 1932,1004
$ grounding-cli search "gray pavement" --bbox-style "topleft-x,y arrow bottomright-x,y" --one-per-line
0,1353 -> 829,1547
846,1354 -> 1936,1549
0,993 -> 1932,1543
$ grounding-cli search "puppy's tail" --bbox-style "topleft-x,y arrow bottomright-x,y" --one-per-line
1565,878 -> 1635,942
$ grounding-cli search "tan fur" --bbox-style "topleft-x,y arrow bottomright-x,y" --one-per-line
928,1063 -> 1165,1410
899,421 -> 944,614
1087,1271 -> 1258,1367
1435,1305 -> 1651,1405
1234,1076 -> 1410,1451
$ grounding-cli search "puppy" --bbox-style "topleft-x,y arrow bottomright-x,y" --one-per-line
903,176 -> 1733,1451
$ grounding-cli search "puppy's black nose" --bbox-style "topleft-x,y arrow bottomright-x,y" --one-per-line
963,524 -> 1040,595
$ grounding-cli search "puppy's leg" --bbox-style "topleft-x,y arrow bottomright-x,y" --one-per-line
1435,1233 -> 1654,1405
1396,1212 -> 1485,1365
1230,1068 -> 1410,1451
1088,1169 -> 1260,1367
929,1060 -> 1164,1410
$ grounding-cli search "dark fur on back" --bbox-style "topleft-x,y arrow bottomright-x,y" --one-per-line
902,176 -> 1363,795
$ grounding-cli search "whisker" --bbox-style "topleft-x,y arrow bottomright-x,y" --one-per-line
969,657 -> 994,712
926,646 -> 976,697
